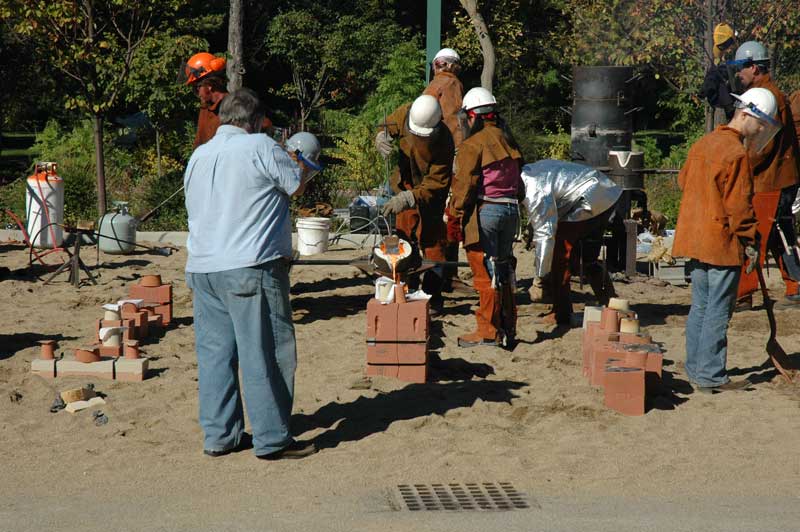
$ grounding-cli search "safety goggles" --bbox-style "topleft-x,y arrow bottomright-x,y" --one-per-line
735,99 -> 782,154
295,150 -> 323,181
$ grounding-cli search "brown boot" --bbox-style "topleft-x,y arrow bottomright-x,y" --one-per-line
457,330 -> 500,347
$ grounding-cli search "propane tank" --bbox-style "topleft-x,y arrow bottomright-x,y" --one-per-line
25,162 -> 64,248
98,201 -> 137,254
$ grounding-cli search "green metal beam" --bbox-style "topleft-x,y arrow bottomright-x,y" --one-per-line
426,0 -> 441,84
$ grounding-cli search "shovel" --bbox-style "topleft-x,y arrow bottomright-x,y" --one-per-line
775,223 -> 800,282
755,264 -> 797,383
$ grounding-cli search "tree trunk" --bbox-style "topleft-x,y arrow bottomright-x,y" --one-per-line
93,114 -> 107,217
155,128 -> 162,178
459,0 -> 495,91
703,0 -> 715,133
227,0 -> 245,92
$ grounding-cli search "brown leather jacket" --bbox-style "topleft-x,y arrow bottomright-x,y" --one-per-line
672,126 -> 758,266
789,90 -> 800,144
450,123 -> 524,247
749,75 -> 800,193
423,72 -> 464,147
193,93 -> 273,149
385,104 -> 454,220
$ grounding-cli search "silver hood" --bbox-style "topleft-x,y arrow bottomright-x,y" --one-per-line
521,159 -> 622,278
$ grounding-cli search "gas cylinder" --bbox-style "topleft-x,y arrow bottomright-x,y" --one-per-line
98,201 -> 137,254
25,162 -> 64,248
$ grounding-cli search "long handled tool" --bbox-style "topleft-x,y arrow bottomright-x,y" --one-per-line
774,222 -> 800,281
755,264 -> 797,383
291,257 -> 469,277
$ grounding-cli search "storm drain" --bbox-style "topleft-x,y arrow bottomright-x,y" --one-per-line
395,482 -> 531,511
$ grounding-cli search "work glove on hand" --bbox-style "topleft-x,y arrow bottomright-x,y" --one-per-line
375,131 -> 394,158
745,245 -> 759,274
382,190 -> 415,216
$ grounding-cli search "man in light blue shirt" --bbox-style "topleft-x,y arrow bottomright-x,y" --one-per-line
184,88 -> 318,460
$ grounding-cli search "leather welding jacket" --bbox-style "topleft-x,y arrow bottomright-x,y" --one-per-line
385,103 -> 454,222
790,90 -> 800,143
423,71 -> 464,147
748,75 -> 800,193
672,126 -> 758,267
450,123 -> 524,247
520,160 -> 622,278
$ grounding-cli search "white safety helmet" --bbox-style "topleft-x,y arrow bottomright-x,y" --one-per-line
433,47 -> 460,64
731,87 -> 777,120
735,40 -> 769,63
408,95 -> 442,137
286,131 -> 323,173
462,87 -> 497,115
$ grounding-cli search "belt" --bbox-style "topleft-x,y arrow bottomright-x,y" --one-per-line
479,195 -> 518,205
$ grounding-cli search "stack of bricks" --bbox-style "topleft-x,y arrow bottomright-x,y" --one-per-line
365,285 -> 429,383
582,298 -> 663,416
31,273 -> 172,382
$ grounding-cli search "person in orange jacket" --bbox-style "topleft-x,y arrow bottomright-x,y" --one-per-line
449,88 -> 524,348
183,52 -> 272,149
729,41 -> 800,308
672,88 -> 775,392
424,48 -> 465,293
376,95 -> 454,310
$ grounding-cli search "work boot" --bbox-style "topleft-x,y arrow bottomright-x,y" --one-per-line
587,266 -> 616,306
256,440 -> 317,460
694,378 -> 752,394
457,331 -> 501,348
528,277 -> 552,304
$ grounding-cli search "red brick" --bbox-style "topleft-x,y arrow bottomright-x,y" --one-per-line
366,298 -> 398,342
397,342 -> 427,365
587,332 -> 620,384
396,300 -> 429,342
129,284 -> 172,305
121,310 -> 149,338
98,344 -> 122,358
152,303 -> 172,325
622,346 -> 649,369
397,364 -> 427,383
367,341 -> 398,365
591,341 -> 626,387
366,363 -> 399,378
604,366 -> 645,416
619,332 -> 652,344
646,349 -> 663,378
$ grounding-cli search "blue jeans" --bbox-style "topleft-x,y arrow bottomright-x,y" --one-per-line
478,202 -> 519,285
685,260 -> 741,387
186,259 -> 297,455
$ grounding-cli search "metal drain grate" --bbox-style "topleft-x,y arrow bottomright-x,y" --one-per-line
396,482 -> 530,511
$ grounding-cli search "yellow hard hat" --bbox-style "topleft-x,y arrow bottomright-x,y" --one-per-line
713,23 -> 735,49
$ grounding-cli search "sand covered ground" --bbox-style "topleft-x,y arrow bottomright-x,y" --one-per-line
1,237 -> 799,531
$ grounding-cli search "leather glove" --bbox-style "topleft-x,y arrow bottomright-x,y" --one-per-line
375,131 -> 393,158
381,190 -> 415,216
745,245 -> 759,274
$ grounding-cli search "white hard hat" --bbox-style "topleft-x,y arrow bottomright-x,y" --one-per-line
735,41 -> 769,63
731,87 -> 777,120
462,87 -> 497,115
286,131 -> 323,171
408,95 -> 442,137
433,48 -> 460,63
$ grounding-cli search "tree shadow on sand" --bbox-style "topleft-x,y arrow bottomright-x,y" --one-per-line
292,379 -> 527,449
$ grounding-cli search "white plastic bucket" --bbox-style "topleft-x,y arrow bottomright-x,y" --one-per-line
296,217 -> 331,256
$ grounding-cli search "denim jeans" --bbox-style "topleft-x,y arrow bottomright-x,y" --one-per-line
685,260 -> 741,387
478,202 -> 519,285
186,259 -> 297,455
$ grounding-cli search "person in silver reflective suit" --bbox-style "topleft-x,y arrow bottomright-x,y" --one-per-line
521,159 -> 622,324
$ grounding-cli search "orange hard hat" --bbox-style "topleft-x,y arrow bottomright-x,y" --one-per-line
184,52 -> 227,85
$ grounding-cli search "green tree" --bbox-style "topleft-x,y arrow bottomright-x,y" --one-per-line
0,0 -> 189,215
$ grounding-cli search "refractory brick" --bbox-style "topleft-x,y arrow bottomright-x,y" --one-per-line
129,284 -> 172,305
396,300 -> 429,342
114,357 -> 149,382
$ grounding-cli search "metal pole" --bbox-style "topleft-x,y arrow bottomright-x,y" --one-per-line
426,0 -> 441,85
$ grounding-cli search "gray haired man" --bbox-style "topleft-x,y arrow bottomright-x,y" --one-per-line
184,88 -> 317,460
